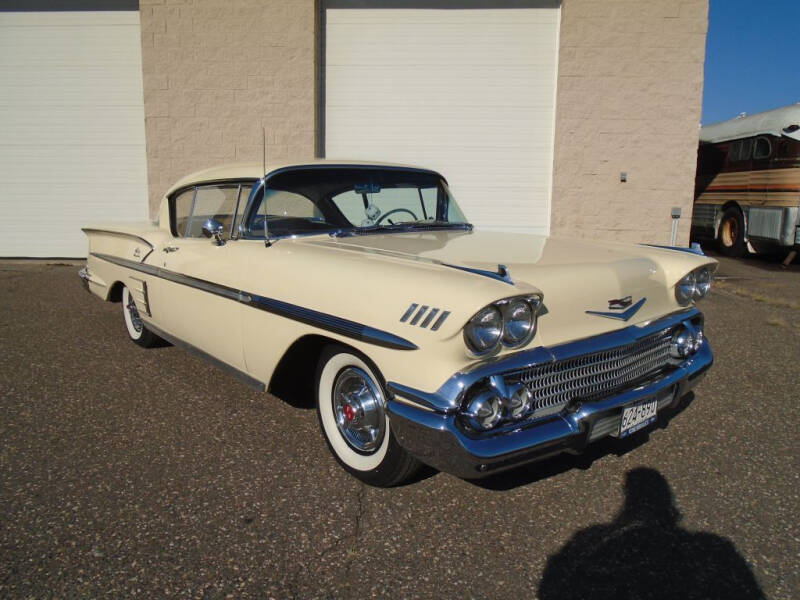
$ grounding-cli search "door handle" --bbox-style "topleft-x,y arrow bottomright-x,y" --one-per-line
162,246 -> 180,253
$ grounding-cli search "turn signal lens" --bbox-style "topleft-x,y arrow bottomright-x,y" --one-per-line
670,327 -> 696,359
507,386 -> 533,419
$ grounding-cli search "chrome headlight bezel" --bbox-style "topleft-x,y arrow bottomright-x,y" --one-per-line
463,294 -> 542,357
694,267 -> 712,299
463,305 -> 504,357
675,271 -> 697,306
675,265 -> 716,306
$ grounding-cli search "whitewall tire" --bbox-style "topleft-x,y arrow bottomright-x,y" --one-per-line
122,285 -> 159,348
316,345 -> 420,486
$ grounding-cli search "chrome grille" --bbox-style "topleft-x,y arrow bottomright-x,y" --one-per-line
506,328 -> 674,415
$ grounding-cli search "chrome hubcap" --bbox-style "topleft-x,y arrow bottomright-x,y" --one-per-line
126,293 -> 143,333
332,367 -> 385,453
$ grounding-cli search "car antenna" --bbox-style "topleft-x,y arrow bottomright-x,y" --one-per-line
262,126 -> 275,248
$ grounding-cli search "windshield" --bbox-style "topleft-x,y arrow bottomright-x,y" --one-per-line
242,167 -> 470,239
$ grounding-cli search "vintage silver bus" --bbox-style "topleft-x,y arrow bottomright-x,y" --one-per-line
692,104 -> 800,256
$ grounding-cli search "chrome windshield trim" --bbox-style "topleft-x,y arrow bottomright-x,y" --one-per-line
91,252 -> 418,351
388,308 -> 700,413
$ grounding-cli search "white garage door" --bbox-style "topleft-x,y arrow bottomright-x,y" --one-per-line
0,11 -> 148,257
325,1 -> 560,234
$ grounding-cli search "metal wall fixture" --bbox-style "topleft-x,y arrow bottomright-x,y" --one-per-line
400,303 -> 450,331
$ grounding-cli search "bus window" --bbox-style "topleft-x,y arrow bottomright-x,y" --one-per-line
753,137 -> 771,159
729,138 -> 753,162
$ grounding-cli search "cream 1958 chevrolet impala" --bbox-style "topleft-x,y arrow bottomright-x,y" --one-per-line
81,161 -> 715,486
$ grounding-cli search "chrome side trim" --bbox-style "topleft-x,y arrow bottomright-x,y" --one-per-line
242,293 -> 418,351
585,297 -> 647,321
443,262 -> 514,285
400,303 -> 419,322
642,243 -> 706,256
91,252 -> 418,352
143,320 -> 267,392
420,308 -> 439,328
430,310 -> 450,331
410,305 -> 429,326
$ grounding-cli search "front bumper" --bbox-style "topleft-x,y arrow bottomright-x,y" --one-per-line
387,309 -> 712,479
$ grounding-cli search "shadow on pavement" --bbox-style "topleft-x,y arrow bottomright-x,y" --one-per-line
538,468 -> 764,600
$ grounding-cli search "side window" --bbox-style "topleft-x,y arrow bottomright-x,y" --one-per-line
185,185 -> 239,238
265,189 -> 321,219
173,188 -> 195,237
753,137 -> 771,160
729,138 -> 753,163
245,188 -> 324,237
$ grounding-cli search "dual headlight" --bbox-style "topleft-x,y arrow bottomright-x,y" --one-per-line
675,265 -> 715,306
463,295 -> 542,357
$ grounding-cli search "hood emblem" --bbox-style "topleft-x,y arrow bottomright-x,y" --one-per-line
586,297 -> 646,321
608,296 -> 632,310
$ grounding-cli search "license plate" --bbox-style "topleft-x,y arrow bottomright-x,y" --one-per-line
619,398 -> 658,437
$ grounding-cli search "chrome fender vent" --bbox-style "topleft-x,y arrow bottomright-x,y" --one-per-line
400,303 -> 450,331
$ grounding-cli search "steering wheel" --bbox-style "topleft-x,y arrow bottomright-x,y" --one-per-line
375,208 -> 419,225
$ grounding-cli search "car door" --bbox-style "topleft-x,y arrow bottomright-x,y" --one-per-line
151,183 -> 252,371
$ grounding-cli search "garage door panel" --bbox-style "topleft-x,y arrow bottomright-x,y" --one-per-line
0,11 -> 147,257
326,67 -> 557,107
326,109 -> 555,149
325,4 -> 559,235
0,67 -> 145,106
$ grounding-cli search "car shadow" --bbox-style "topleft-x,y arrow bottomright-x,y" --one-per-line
538,467 -> 765,600
471,393 -> 696,491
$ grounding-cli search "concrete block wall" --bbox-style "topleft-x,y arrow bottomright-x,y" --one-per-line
550,0 -> 708,245
139,0 -> 317,216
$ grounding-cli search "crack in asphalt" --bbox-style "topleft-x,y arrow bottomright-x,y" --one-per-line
284,483 -> 368,596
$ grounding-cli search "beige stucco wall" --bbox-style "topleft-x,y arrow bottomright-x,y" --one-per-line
550,0 -> 708,245
139,0 -> 317,216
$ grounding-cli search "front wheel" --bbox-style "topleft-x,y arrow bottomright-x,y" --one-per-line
316,346 -> 420,486
122,285 -> 160,348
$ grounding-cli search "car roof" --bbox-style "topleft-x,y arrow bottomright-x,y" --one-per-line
165,159 -> 441,197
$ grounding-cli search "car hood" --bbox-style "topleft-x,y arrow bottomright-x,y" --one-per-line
300,229 -> 715,349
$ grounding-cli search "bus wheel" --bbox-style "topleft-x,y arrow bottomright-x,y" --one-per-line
718,208 -> 746,257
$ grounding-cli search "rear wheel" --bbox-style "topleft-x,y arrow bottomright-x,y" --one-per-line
316,345 -> 420,486
122,286 -> 160,348
718,207 -> 746,257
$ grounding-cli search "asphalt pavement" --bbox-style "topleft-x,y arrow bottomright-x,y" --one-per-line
0,255 -> 798,598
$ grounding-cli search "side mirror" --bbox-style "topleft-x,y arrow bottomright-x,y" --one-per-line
202,218 -> 226,246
